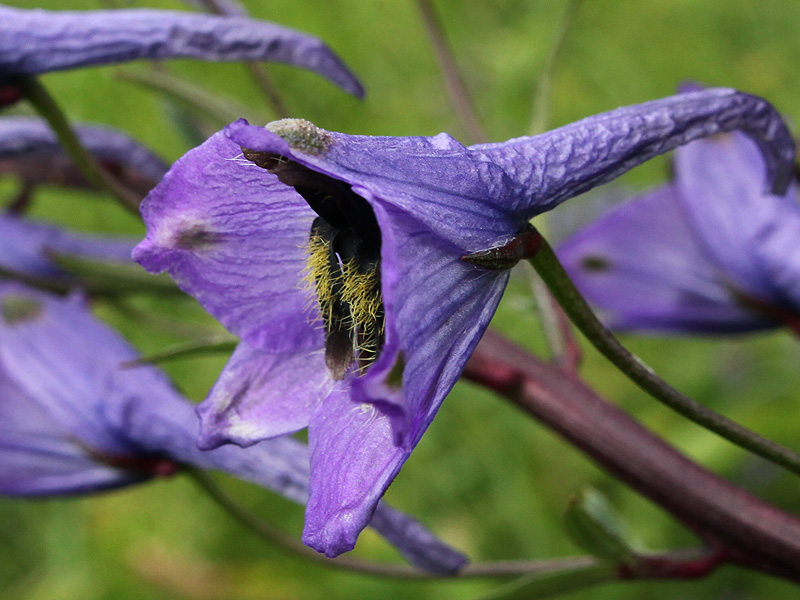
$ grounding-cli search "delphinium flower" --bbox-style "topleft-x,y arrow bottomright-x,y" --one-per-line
133,88 -> 794,556
557,130 -> 800,334
0,116 -> 169,197
0,283 -> 466,573
0,5 -> 364,102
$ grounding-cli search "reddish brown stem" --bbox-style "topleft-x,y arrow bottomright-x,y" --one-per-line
463,329 -> 800,583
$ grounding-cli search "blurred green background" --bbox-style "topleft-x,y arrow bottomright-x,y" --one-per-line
3,0 -> 800,598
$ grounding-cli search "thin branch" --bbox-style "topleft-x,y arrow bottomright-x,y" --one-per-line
528,230 -> 800,479
415,0 -> 488,144
184,466 -> 599,580
16,76 -> 143,214
529,0 -> 582,136
464,328 -> 800,582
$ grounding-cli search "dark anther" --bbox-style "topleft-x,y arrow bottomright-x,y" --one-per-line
244,148 -> 387,380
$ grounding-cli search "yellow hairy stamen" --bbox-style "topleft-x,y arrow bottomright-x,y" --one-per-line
341,258 -> 383,339
303,233 -> 337,324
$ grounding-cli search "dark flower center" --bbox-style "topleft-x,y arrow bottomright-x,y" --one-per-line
243,149 -> 385,380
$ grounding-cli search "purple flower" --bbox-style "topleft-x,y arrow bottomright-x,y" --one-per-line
0,116 -> 169,196
0,283 -> 466,574
133,88 -> 794,555
557,130 -> 800,334
0,6 -> 363,98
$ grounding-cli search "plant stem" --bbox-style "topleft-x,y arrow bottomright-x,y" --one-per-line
415,0 -> 487,144
17,76 -> 142,214
527,231 -> 800,478
529,0 -> 582,136
463,328 -> 800,581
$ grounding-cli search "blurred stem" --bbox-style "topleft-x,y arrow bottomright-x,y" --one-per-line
527,230 -> 800,479
415,0 -> 488,144
528,0 -> 581,136
185,466 -> 599,579
17,76 -> 142,214
116,69 -> 260,127
123,334 -> 238,367
464,329 -> 800,582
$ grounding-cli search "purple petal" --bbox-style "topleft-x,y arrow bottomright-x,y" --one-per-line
225,119 -> 521,251
0,116 -> 169,192
0,365 -> 143,495
0,7 -> 364,98
674,132 -> 800,308
0,213 -> 137,284
557,186 -> 775,332
196,341 -> 331,449
473,88 -> 795,216
351,197 -> 509,441
134,131 -> 323,354
303,387 -> 410,556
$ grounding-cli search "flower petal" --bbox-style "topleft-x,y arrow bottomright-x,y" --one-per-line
0,116 -> 169,194
303,386 -> 409,556
196,341 -> 331,449
0,365 -> 143,496
557,186 -> 775,332
352,197 -> 509,441
225,119 -> 522,251
473,88 -> 795,215
0,7 -> 364,97
134,131 -> 323,353
673,132 -> 800,309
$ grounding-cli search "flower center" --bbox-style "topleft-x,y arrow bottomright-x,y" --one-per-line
242,149 -> 385,380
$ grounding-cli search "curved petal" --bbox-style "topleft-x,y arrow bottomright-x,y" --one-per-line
196,341 -> 331,449
473,88 -> 795,216
0,116 -> 169,191
225,119 -> 522,251
0,7 -> 364,97
674,132 -> 800,305
557,186 -> 775,332
304,386 -> 409,556
351,197 -> 509,442
134,131 -> 323,353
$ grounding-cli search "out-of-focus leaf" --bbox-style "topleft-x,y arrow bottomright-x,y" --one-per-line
563,488 -> 636,563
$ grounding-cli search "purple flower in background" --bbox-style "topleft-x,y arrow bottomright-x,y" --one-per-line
0,283 -> 466,574
133,88 -> 794,556
0,6 -> 363,98
0,116 -> 169,196
557,131 -> 800,334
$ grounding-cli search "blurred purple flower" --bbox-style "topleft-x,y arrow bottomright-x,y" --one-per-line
0,283 -> 466,574
0,5 -> 363,98
0,116 -> 169,197
558,131 -> 800,334
133,88 -> 794,555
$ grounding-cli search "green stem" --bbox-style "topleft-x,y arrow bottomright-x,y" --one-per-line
529,231 -> 800,477
529,0 -> 582,136
17,76 -> 142,214
184,466 -> 598,580
415,0 -> 488,144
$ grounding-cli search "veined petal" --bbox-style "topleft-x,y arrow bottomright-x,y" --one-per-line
196,341 -> 331,449
473,88 -> 794,216
557,186 -> 775,332
674,132 -> 800,308
0,7 -> 364,98
304,386 -> 409,556
226,119 -> 522,251
134,131 -> 323,353
352,197 -> 509,442
0,116 -> 169,194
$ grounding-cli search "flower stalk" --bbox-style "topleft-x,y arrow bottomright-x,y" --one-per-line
528,228 -> 800,477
